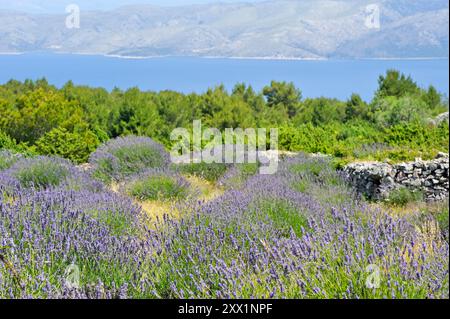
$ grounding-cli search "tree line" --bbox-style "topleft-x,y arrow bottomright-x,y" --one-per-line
0,70 -> 448,165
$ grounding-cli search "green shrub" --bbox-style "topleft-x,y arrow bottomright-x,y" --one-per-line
0,131 -> 32,155
385,122 -> 449,150
125,171 -> 190,201
35,127 -> 101,164
0,131 -> 17,150
278,119 -> 448,163
386,187 -> 424,207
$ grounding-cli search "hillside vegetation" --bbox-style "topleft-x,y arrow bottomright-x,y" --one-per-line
0,70 -> 448,166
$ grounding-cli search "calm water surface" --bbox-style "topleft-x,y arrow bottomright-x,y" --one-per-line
0,54 -> 448,101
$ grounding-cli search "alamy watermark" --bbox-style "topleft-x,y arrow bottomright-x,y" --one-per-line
64,3 -> 380,31
365,4 -> 381,30
65,4 -> 81,29
365,264 -> 381,289
170,120 -> 279,175
64,263 -> 80,289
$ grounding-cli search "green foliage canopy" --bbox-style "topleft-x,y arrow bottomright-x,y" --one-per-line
0,70 -> 448,164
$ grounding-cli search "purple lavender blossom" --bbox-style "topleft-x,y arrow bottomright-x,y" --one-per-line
0,153 -> 448,299
89,136 -> 170,182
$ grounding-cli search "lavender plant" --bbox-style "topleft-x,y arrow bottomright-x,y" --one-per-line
175,162 -> 230,182
217,163 -> 260,189
147,155 -> 449,299
0,152 -> 448,299
0,188 -> 153,298
0,150 -> 22,171
89,136 -> 170,182
0,156 -> 104,194
121,169 -> 191,201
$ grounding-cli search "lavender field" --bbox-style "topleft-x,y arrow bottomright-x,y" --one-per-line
0,136 -> 448,299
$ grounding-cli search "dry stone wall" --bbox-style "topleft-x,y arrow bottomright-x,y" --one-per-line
343,153 -> 449,201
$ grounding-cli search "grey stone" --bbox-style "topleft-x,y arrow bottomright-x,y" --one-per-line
436,151 -> 449,159
343,154 -> 449,202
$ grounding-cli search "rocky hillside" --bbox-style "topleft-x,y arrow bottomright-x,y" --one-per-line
0,0 -> 448,58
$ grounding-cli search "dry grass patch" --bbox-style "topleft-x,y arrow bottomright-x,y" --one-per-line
185,175 -> 224,202
136,175 -> 224,224
370,200 -> 447,218
140,200 -> 181,220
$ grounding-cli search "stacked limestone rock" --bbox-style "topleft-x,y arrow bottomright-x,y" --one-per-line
343,152 -> 449,201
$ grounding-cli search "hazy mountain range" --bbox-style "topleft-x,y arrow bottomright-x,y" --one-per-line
0,0 -> 448,59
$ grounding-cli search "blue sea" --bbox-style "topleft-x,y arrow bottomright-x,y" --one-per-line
0,54 -> 448,101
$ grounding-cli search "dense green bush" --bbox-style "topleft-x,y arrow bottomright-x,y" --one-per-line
278,120 -> 448,163
0,130 -> 17,150
0,130 -> 32,155
34,127 -> 101,164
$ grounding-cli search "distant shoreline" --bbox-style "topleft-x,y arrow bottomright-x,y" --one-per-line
0,51 -> 449,62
